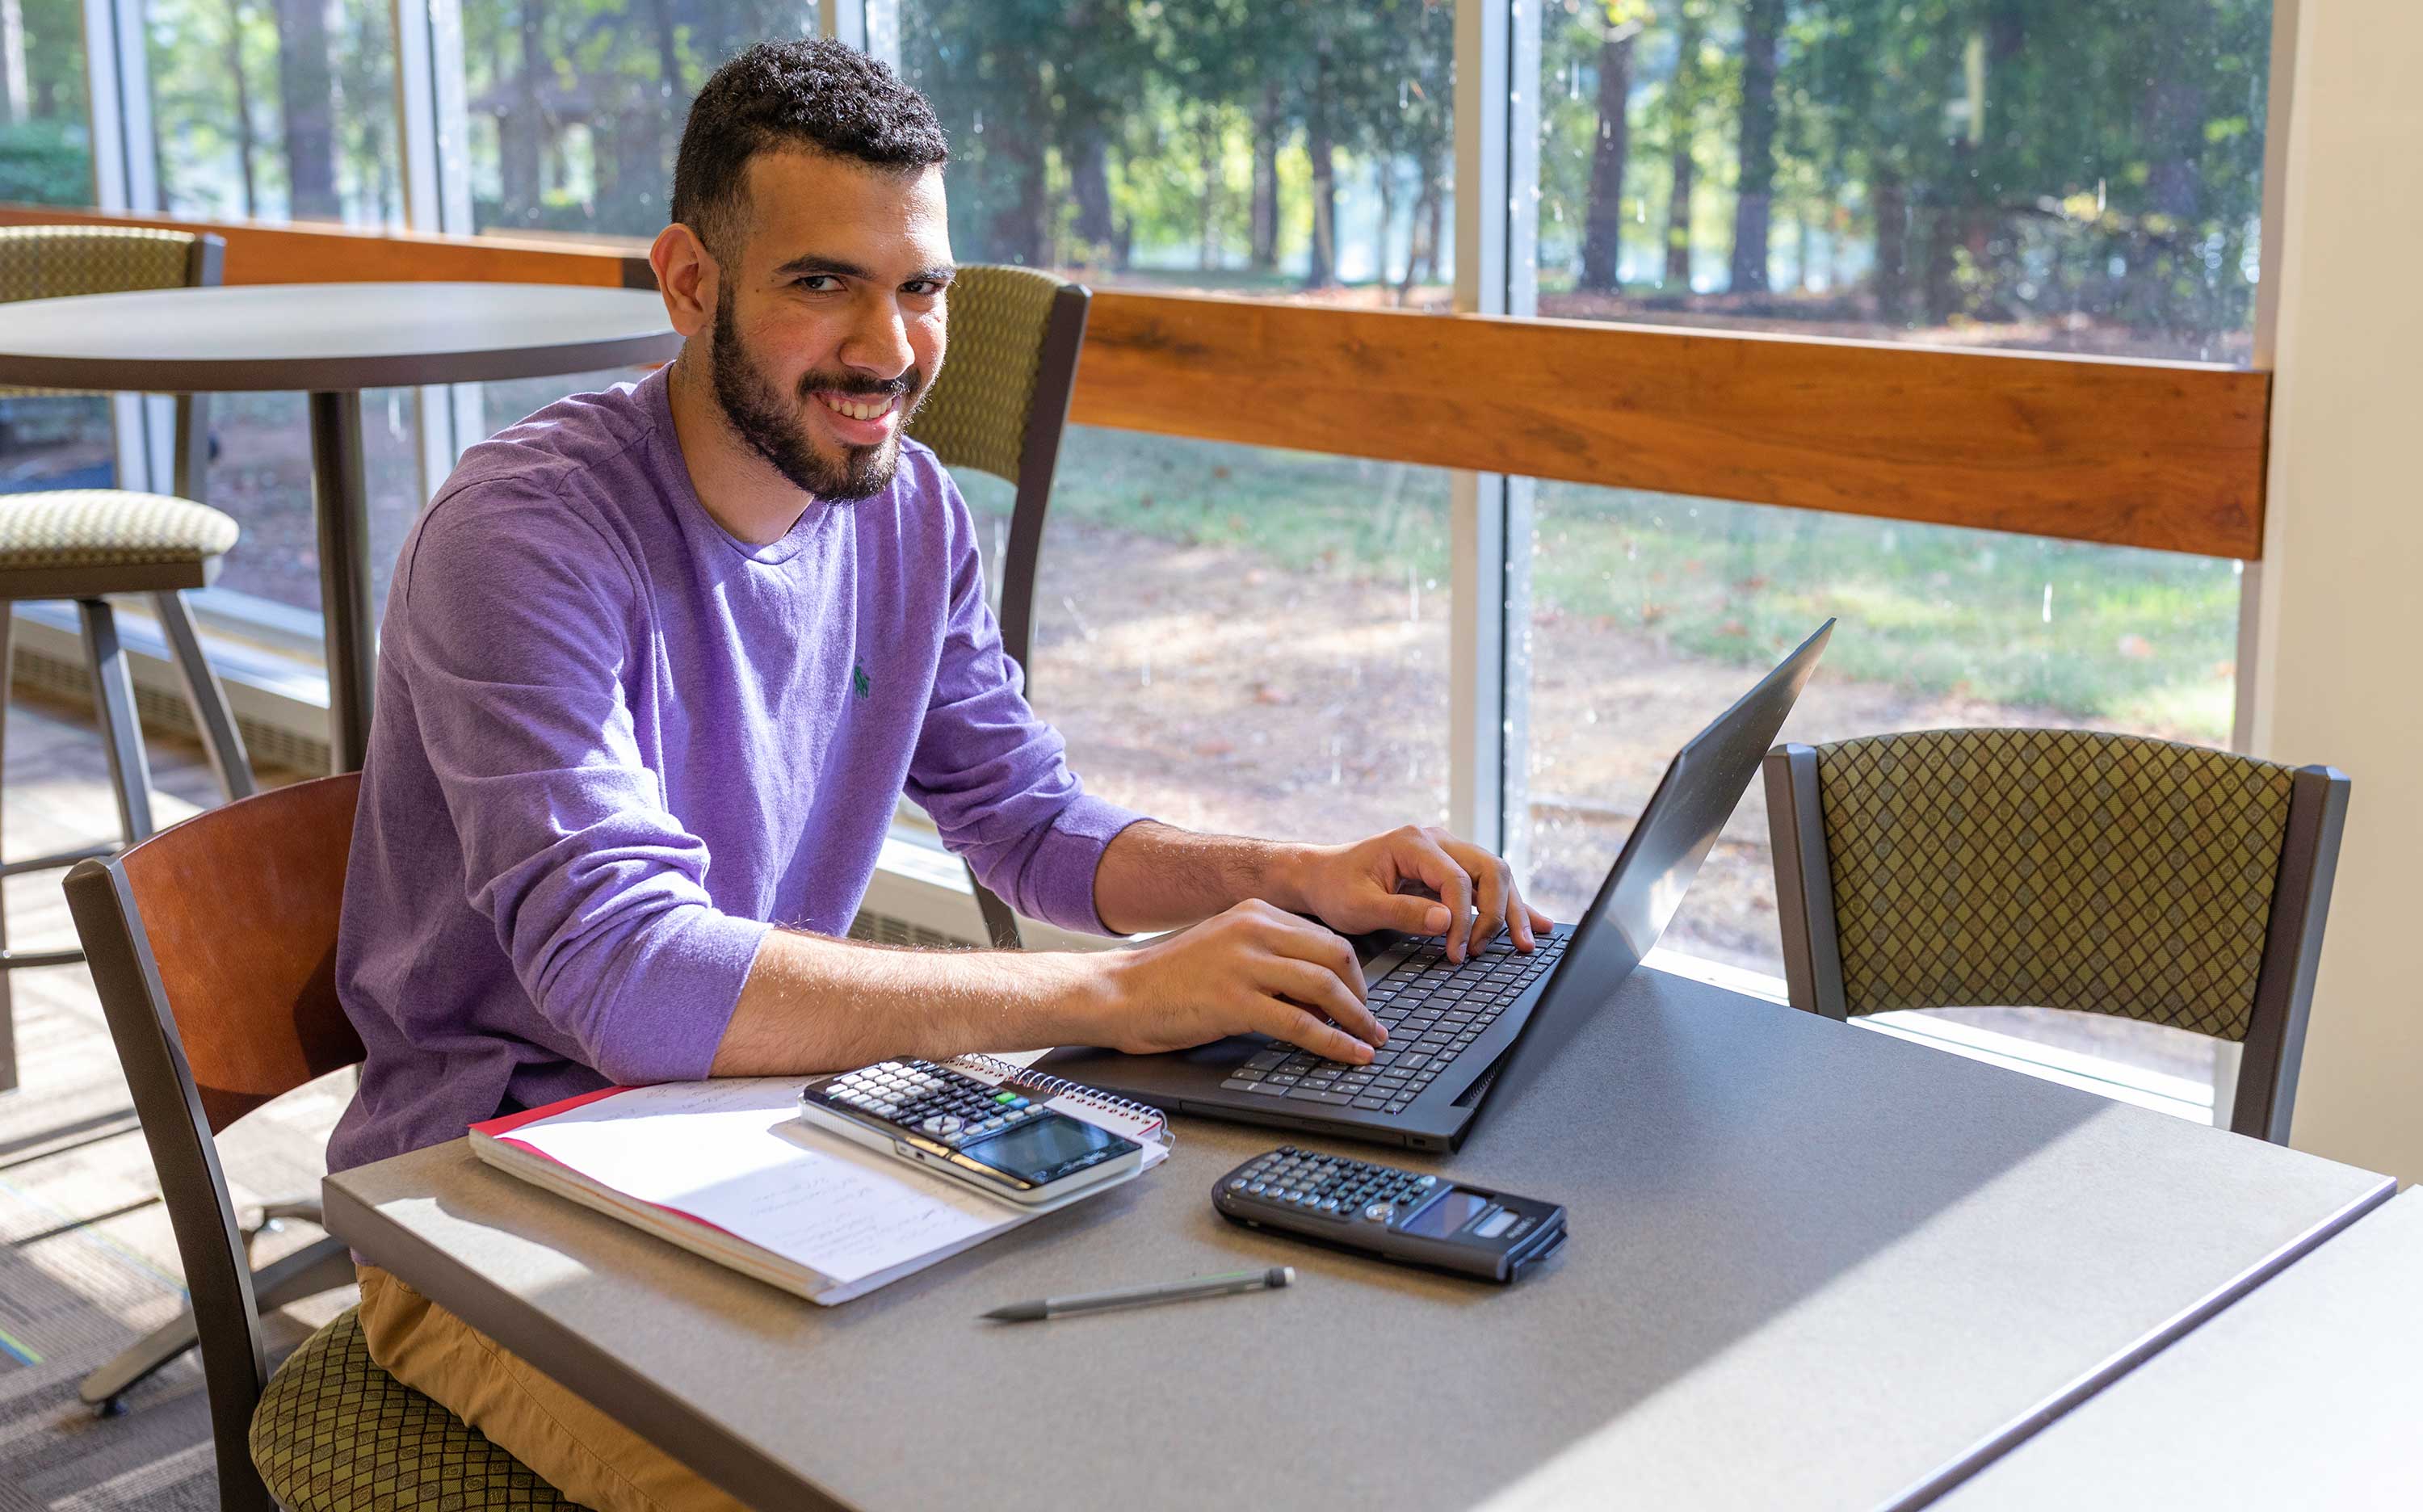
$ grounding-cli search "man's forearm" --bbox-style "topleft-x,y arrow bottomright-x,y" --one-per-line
1090,820 -> 1318,936
708,929 -> 1110,1076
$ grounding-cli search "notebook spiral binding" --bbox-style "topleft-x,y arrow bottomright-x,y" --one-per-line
954,1054 -> 1174,1144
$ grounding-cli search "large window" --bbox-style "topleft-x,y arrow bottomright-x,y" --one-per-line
1519,483 -> 2240,1080
145,0 -> 404,224
0,0 -> 91,206
0,0 -> 105,494
460,0 -> 812,241
954,428 -> 1452,844
1534,1 -> 2274,362
130,0 -> 423,624
905,1 -> 1462,842
901,0 -> 1455,304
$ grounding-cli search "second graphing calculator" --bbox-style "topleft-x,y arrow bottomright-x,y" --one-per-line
800,1060 -> 1145,1207
1213,1146 -> 1567,1283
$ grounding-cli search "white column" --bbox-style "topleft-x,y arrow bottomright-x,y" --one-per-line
393,0 -> 484,481
2246,0 -> 2423,1181
79,0 -> 166,493
1449,1 -> 1538,859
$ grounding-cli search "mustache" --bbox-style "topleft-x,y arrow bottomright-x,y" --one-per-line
796,369 -> 922,401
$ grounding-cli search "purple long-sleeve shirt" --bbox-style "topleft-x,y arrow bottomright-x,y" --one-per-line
326,368 -> 1146,1173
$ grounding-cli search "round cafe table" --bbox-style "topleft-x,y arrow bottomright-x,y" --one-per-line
0,281 -> 682,771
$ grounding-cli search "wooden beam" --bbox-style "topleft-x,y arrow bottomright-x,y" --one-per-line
0,205 -> 2270,558
0,204 -> 652,288
1071,293 -> 2270,561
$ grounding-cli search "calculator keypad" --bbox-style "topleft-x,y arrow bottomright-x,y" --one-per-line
819,1060 -> 1041,1148
1221,1145 -> 1439,1224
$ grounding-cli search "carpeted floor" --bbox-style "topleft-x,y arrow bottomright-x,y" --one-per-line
0,687 -> 342,1511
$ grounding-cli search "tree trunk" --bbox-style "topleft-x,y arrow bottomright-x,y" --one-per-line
1,0 -> 27,125
500,0 -> 544,224
1728,0 -> 1782,293
1069,126 -> 1116,264
1578,22 -> 1636,292
1200,117 -> 1224,271
997,53 -> 1052,267
1922,191 -> 1961,324
1871,170 -> 1907,322
271,0 -> 340,220
1397,172 -> 1432,304
1305,82 -> 1338,289
1374,157 -> 1396,288
1249,85 -> 1281,272
647,0 -> 681,203
224,0 -> 258,217
1424,178 -> 1444,288
1662,6 -> 1702,289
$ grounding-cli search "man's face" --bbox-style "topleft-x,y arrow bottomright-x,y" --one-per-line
707,150 -> 951,500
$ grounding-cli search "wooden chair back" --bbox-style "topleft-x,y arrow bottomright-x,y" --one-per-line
63,773 -> 363,1512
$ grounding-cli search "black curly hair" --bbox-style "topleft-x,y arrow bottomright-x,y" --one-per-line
671,39 -> 948,262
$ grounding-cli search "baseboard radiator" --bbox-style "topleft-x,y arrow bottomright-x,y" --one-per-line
10,639 -> 331,775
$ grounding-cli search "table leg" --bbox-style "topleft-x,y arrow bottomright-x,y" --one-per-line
307,390 -> 376,773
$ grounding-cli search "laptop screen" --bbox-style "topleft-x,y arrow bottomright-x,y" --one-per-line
1466,620 -> 1833,1118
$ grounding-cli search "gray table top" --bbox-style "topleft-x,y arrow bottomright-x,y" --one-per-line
1937,1182 -> 2423,1510
0,281 -> 680,392
324,968 -> 2392,1512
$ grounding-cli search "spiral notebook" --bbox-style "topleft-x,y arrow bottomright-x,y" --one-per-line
468,1058 -> 1170,1306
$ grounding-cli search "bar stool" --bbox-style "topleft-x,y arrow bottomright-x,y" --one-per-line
0,225 -> 256,1097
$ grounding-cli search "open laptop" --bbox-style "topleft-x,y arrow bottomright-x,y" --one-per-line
1039,619 -> 1833,1152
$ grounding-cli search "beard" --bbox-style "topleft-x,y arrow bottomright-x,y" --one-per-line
708,286 -> 926,502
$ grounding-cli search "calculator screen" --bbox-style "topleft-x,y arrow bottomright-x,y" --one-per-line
1400,1189 -> 1493,1239
963,1113 -> 1126,1182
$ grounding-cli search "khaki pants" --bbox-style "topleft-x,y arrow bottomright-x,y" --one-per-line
355,1264 -> 749,1512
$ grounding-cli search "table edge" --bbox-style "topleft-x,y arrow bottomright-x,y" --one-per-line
1883,1170 -> 2397,1511
322,1168 -> 845,1512
0,330 -> 682,393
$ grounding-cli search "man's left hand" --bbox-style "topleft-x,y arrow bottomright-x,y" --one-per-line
1285,825 -> 1553,963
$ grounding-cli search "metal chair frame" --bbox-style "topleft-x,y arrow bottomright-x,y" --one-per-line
65,775 -> 366,1510
1,226 -> 288,1416
0,229 -> 254,1091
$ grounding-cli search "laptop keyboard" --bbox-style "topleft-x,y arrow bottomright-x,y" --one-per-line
1219,934 -> 1568,1115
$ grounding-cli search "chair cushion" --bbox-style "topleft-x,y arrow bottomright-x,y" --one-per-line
252,1306 -> 584,1510
0,490 -> 238,571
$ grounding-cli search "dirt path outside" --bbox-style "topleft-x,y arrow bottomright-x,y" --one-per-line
1021,511 -> 2220,1086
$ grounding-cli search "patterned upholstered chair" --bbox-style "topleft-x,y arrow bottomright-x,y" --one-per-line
64,775 -> 583,1512
0,225 -> 256,1095
903,264 -> 1091,949
1762,729 -> 2350,1144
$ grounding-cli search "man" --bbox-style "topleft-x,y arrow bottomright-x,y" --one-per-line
333,38 -> 1547,1512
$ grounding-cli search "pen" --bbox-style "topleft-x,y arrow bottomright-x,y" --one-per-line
982,1266 -> 1295,1322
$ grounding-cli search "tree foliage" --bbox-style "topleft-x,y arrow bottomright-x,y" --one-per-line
1540,0 -> 2274,355
107,0 -> 2276,352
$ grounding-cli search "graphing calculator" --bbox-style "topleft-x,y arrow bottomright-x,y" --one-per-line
800,1060 -> 1145,1208
1212,1146 -> 1568,1283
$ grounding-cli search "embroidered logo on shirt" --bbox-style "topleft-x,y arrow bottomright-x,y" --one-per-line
851,661 -> 871,699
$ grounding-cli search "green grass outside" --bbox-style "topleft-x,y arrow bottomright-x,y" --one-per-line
959,426 -> 2239,742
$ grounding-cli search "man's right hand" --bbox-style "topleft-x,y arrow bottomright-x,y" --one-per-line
1083,899 -> 1385,1065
